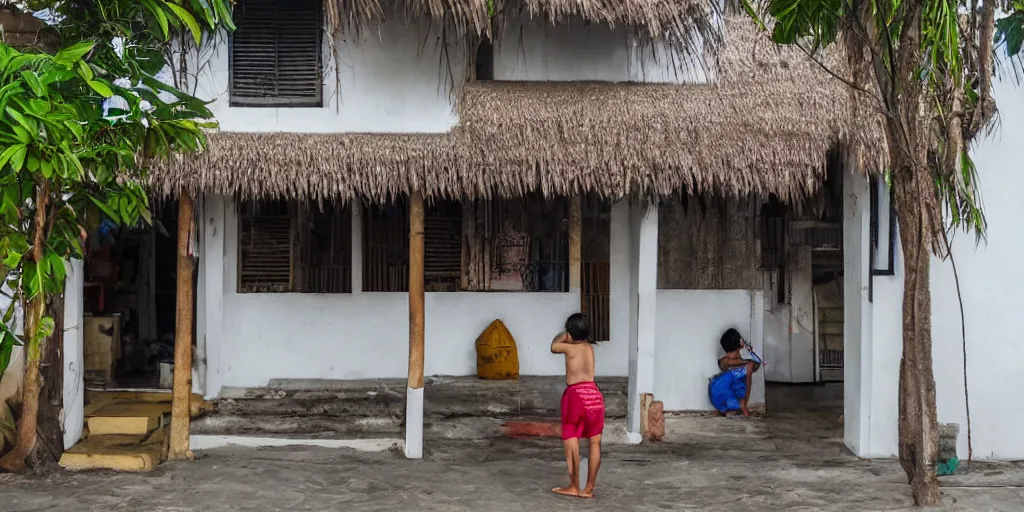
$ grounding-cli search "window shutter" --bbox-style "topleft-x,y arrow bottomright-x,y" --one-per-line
230,0 -> 323,107
239,202 -> 293,292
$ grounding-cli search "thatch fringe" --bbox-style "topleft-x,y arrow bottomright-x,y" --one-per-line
327,0 -> 717,51
150,16 -> 886,203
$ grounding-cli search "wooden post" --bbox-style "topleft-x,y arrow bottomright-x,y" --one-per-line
569,196 -> 582,295
405,190 -> 426,459
168,191 -> 195,461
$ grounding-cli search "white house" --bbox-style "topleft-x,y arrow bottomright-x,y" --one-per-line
12,0 -> 1021,463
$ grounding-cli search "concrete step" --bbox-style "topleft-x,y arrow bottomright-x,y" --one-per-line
86,402 -> 170,436
84,391 -> 212,436
212,376 -> 628,420
59,427 -> 167,472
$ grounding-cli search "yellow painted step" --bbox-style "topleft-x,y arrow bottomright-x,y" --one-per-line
85,390 -> 212,418
59,427 -> 167,472
86,402 -> 170,436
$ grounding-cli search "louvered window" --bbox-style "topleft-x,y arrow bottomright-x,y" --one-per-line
229,0 -> 323,107
238,200 -> 351,293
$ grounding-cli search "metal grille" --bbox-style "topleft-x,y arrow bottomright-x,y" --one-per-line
581,199 -> 610,341
819,349 -> 844,369
230,0 -> 323,107
295,202 -> 352,293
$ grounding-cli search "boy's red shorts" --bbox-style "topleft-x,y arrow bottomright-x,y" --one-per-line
560,381 -> 606,440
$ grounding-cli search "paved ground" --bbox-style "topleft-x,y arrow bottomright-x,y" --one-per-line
3,385 -> 1023,511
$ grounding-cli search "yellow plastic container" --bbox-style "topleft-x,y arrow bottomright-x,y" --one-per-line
475,319 -> 520,380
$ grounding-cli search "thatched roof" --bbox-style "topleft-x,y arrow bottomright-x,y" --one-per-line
331,0 -> 716,50
150,16 -> 885,202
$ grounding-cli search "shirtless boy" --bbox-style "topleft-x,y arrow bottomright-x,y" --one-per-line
550,313 -> 605,499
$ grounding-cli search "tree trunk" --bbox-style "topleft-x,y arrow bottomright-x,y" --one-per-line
28,295 -> 64,471
893,165 -> 942,507
0,182 -> 49,473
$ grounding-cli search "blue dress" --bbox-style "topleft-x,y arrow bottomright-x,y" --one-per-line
708,365 -> 749,414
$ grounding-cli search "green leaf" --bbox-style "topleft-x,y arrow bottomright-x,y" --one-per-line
2,248 -> 22,268
54,42 -> 96,67
19,70 -> 46,97
166,2 -> 204,45
0,332 -> 16,375
32,316 -> 55,345
9,145 -> 27,172
5,106 -> 33,133
47,251 -> 66,284
142,0 -> 171,40
12,125 -> 31,143
0,144 -> 26,171
76,60 -> 94,81
87,79 -> 114,98
22,260 -> 41,299
213,0 -> 236,31
88,195 -> 121,224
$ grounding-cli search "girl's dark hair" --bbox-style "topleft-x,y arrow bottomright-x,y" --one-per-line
565,313 -> 593,344
720,328 -> 743,352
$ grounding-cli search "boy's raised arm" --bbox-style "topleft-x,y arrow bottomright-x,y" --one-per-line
551,331 -> 570,353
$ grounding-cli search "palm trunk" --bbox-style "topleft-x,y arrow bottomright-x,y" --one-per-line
0,182 -> 49,473
892,165 -> 941,507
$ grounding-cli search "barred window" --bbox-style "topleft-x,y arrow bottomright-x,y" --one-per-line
238,200 -> 351,293
362,199 -> 463,292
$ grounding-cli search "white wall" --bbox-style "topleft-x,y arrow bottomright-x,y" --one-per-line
861,76 -> 1024,461
493,18 -> 707,84
190,19 -> 462,134
204,198 -> 623,392
187,14 -> 706,137
654,290 -> 765,411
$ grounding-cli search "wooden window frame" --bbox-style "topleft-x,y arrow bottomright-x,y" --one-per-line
228,0 -> 324,108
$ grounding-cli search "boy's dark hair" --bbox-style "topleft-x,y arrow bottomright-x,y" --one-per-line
565,313 -> 593,344
720,328 -> 743,352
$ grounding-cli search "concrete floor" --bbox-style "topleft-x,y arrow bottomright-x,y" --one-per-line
3,384 -> 1023,511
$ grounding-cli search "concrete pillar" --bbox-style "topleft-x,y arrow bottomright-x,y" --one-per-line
842,168 -> 873,455
202,196 -> 226,400
62,259 -> 85,449
626,201 -> 658,443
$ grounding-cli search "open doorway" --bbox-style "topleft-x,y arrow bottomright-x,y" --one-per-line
763,150 -> 845,418
82,200 -> 181,390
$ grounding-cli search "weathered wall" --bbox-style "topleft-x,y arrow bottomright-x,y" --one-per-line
860,74 -> 1024,460
657,198 -> 761,290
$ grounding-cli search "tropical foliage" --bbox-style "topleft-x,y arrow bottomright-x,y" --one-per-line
0,0 -> 233,471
